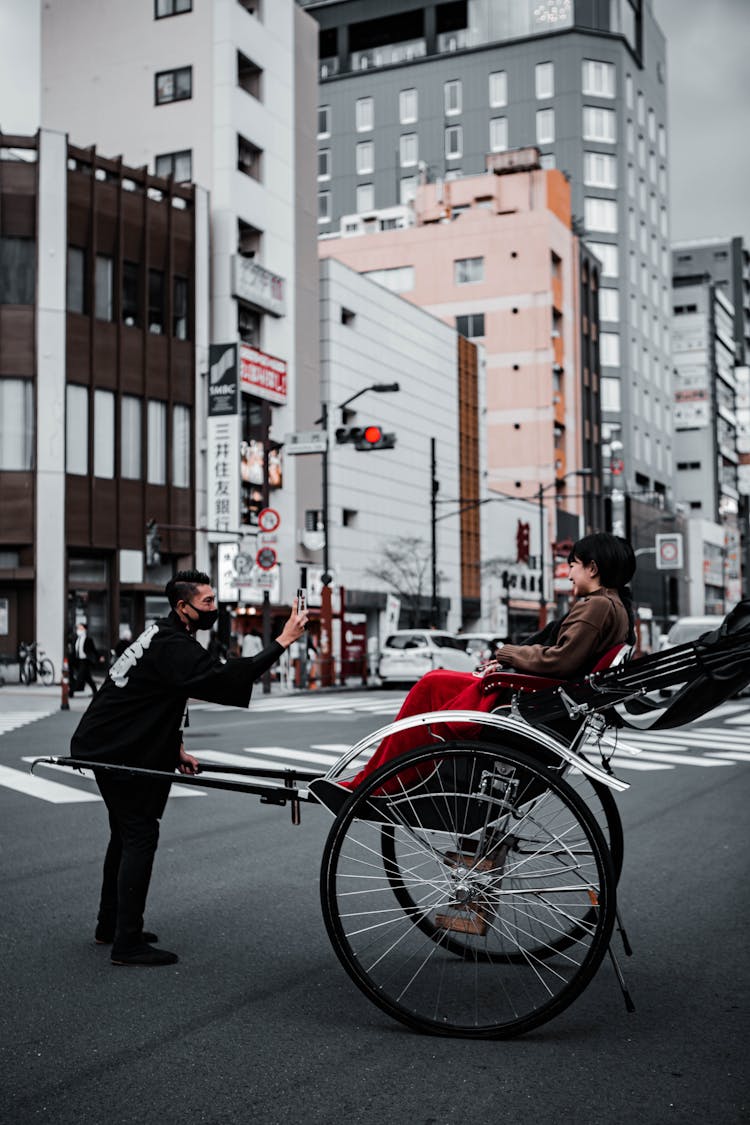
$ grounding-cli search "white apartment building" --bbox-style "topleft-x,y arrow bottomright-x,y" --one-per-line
32,0 -> 319,608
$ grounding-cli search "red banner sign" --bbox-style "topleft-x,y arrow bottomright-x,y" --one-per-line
240,344 -> 288,405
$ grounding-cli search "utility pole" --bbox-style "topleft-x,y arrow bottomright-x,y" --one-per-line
431,437 -> 439,625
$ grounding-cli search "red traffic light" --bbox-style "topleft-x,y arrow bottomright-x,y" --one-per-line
363,425 -> 383,445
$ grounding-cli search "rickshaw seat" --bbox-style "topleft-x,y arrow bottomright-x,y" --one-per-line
480,643 -> 631,698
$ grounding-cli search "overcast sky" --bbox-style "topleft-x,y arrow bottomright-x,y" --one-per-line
654,0 -> 750,246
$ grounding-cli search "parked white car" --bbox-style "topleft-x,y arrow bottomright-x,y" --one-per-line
457,633 -> 506,668
661,616 -> 720,650
378,629 -> 476,686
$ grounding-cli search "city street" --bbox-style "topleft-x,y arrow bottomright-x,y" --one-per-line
1,686 -> 748,1125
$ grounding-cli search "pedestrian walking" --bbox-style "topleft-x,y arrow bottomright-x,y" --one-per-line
70,569 -> 308,967
70,623 -> 99,696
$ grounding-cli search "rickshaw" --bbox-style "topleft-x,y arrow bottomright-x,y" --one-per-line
33,605 -> 750,1039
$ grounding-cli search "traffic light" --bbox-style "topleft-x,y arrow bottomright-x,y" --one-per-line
145,519 -> 161,567
335,425 -> 396,450
516,520 -> 530,564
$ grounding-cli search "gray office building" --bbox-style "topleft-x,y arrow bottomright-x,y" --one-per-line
301,0 -> 674,531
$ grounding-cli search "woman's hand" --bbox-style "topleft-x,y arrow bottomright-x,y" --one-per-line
276,598 -> 309,649
178,743 -> 200,775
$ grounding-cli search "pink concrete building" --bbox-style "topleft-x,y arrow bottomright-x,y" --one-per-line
318,154 -> 602,577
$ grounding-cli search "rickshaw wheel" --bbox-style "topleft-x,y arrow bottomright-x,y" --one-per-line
320,740 -> 616,1039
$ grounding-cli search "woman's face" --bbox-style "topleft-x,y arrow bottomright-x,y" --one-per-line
569,555 -> 601,597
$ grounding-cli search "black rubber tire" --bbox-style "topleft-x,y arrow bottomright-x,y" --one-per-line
38,658 -> 55,687
321,740 -> 616,1039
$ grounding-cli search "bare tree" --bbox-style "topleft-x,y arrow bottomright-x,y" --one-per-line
365,536 -> 434,627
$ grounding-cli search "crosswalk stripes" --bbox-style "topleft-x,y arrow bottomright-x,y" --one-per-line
0,710 -> 56,736
2,703 -> 749,803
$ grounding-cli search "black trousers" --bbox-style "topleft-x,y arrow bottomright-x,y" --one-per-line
95,772 -> 171,952
72,660 -> 97,694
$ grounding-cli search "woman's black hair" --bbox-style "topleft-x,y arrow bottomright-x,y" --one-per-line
568,532 -> 637,642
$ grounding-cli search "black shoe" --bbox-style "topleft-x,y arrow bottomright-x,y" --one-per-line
111,944 -> 178,966
95,926 -> 159,945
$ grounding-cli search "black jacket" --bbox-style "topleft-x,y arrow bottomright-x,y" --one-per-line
70,612 -> 283,770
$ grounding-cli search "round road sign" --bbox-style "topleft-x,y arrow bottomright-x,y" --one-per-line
256,546 -> 277,571
258,507 -> 281,533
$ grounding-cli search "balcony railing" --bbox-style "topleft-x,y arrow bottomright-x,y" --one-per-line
350,39 -> 426,71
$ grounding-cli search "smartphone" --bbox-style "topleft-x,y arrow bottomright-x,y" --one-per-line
296,587 -> 307,613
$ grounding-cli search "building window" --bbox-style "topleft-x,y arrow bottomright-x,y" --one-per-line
155,149 -> 192,181
536,108 -> 555,144
535,62 -> 554,99
318,192 -> 330,224
601,377 -> 621,412
95,254 -> 113,321
356,141 -> 374,175
455,257 -> 484,285
318,105 -> 331,138
637,92 -> 645,126
173,276 -> 188,339
121,396 -> 142,479
362,266 -> 415,293
626,73 -> 633,108
355,97 -> 373,132
583,151 -> 617,189
148,269 -> 165,334
399,88 -> 417,124
66,385 -> 88,475
67,247 -> 86,314
172,404 -> 191,487
658,124 -> 667,157
238,134 -> 262,181
599,288 -> 619,322
155,0 -> 192,16
237,50 -> 262,99
489,117 -> 508,153
155,66 -> 192,105
456,313 -> 485,338
399,176 -> 417,205
318,149 -> 331,181
445,125 -> 462,160
589,242 -> 618,278
582,59 -> 615,98
584,197 -> 618,233
94,390 -> 115,479
489,70 -> 507,107
356,183 -> 374,213
399,132 -> 418,167
626,119 -> 634,153
238,303 -> 261,345
600,332 -> 621,367
0,236 -> 35,304
122,261 -> 140,327
444,79 -> 461,115
0,379 -> 33,470
583,106 -> 616,143
147,400 -> 167,485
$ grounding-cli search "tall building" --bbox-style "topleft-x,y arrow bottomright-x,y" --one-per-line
10,0 -> 320,630
0,132 -> 205,667
304,0 -> 673,532
671,242 -> 749,611
319,158 -> 601,630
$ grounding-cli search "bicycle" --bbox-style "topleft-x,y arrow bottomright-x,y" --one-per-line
18,641 -> 55,686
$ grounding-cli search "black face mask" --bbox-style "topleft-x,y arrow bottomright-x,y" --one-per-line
185,603 -> 218,631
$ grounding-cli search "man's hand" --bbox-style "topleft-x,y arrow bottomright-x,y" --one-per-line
275,598 -> 309,649
178,744 -> 200,775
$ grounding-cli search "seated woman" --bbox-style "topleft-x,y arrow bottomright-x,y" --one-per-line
344,532 -> 636,790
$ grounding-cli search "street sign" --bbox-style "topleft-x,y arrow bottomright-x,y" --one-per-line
284,430 -> 327,455
258,507 -> 281,533
256,546 -> 277,571
656,533 -> 684,570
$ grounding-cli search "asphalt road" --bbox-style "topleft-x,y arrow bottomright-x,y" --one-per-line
1,688 -> 748,1125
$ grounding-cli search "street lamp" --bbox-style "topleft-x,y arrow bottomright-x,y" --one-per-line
318,381 -> 400,685
537,468 -> 592,627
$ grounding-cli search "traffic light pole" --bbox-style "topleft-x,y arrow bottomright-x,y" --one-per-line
431,437 -> 438,625
320,402 -> 334,687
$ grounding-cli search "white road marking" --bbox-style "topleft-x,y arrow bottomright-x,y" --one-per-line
0,711 -> 56,736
